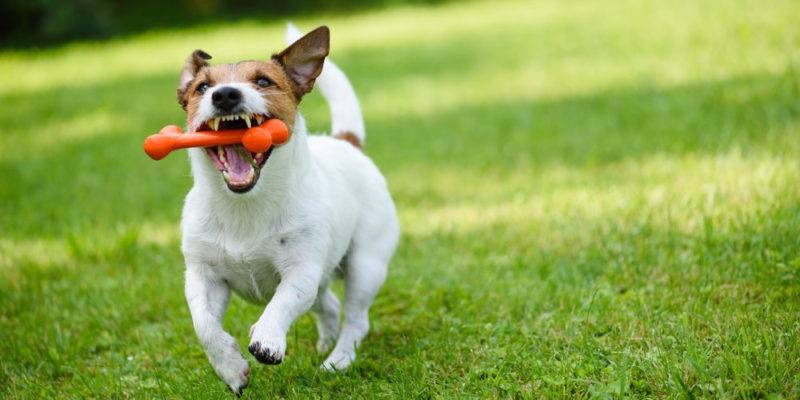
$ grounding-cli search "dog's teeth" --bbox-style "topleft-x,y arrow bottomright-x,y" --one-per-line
210,118 -> 219,131
255,115 -> 264,124
218,145 -> 226,163
244,116 -> 252,128
222,171 -> 230,181
255,152 -> 263,158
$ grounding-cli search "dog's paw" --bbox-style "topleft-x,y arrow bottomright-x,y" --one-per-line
248,335 -> 286,365
228,365 -> 249,397
211,351 -> 249,395
320,350 -> 356,371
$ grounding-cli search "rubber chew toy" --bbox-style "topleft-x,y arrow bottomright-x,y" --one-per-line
144,119 -> 289,160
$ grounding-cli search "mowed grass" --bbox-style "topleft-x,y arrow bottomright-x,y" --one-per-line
2,0 -> 800,398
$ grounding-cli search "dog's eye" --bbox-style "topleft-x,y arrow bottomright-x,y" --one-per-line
255,77 -> 271,88
196,82 -> 210,95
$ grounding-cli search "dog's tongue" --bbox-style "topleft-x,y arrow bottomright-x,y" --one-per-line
224,145 -> 253,184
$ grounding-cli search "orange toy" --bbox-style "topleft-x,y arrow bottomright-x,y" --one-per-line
144,119 -> 289,160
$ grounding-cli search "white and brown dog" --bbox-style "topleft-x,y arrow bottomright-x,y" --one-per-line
176,24 -> 399,394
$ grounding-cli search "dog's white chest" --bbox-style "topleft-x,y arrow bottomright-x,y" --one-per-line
216,240 -> 281,304
183,224 -> 287,304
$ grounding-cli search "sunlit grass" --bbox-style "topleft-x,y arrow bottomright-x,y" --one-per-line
1,0 -> 799,398
400,151 -> 799,238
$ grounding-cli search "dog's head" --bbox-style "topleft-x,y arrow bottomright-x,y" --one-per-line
177,26 -> 329,193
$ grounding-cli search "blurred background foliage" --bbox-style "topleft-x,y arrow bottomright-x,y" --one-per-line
0,0 -> 444,48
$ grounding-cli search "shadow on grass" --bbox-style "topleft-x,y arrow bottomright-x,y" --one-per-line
1,68 -> 798,239
367,69 -> 800,170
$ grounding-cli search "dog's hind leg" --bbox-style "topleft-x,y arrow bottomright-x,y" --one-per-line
321,248 -> 388,371
312,287 -> 341,353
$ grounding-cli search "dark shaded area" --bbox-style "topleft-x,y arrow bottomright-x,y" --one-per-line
0,0 -> 445,48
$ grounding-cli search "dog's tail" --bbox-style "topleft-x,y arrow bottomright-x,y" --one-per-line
286,23 -> 365,148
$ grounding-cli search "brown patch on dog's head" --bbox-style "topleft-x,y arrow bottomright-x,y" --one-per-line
177,60 -> 299,127
334,131 -> 362,150
177,49 -> 211,110
176,26 -> 331,130
173,26 -> 333,194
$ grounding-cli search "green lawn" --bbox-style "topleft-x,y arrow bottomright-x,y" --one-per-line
2,0 -> 800,398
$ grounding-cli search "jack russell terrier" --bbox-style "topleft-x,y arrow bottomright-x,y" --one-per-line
176,24 -> 399,394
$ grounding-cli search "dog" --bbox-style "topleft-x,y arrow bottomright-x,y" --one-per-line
176,24 -> 399,394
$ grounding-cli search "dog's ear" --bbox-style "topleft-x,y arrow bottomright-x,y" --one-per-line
177,49 -> 211,109
273,26 -> 329,99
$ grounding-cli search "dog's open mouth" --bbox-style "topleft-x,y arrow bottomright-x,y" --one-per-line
199,113 -> 272,193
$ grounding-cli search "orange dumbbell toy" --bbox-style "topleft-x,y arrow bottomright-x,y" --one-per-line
143,119 -> 289,160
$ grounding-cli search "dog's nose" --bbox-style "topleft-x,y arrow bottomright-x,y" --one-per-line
212,87 -> 243,112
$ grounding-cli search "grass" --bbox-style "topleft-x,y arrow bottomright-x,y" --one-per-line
1,0 -> 800,398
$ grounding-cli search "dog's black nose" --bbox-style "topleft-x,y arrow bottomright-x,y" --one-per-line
212,87 -> 242,112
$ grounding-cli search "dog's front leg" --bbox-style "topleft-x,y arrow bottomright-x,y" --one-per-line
248,264 -> 322,364
185,266 -> 249,395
